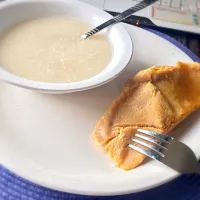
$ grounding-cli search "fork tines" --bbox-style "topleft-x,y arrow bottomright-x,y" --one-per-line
128,129 -> 174,161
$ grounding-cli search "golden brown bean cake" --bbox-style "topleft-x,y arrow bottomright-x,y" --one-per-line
92,62 -> 200,170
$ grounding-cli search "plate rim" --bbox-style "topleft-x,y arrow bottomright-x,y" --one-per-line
145,28 -> 200,63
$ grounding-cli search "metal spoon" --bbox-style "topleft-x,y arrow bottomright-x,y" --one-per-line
82,0 -> 158,39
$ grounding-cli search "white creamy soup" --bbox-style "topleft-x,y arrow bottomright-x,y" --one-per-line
0,17 -> 112,83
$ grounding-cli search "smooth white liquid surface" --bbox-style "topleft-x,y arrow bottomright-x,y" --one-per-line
0,17 -> 111,83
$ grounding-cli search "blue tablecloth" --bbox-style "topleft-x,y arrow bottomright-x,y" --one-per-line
0,29 -> 200,200
0,165 -> 200,200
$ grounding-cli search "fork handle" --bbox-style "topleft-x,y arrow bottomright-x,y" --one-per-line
83,0 -> 158,38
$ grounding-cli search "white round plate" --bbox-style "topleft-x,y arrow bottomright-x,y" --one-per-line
0,24 -> 199,196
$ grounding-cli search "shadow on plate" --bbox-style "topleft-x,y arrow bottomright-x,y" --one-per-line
169,109 -> 200,140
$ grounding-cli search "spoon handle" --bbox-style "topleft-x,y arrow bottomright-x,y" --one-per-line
82,0 -> 158,39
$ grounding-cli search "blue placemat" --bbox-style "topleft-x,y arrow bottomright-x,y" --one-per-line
0,29 -> 200,200
0,164 -> 200,200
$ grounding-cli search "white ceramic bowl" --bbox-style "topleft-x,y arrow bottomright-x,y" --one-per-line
0,0 -> 132,94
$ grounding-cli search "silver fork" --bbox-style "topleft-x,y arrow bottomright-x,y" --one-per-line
82,0 -> 158,39
129,129 -> 200,174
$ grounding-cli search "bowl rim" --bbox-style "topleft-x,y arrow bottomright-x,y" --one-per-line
0,0 -> 133,93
